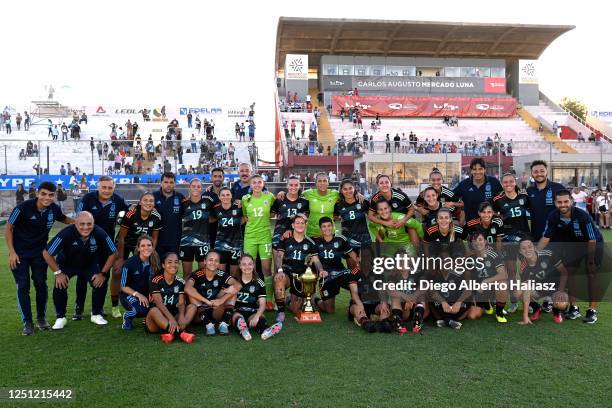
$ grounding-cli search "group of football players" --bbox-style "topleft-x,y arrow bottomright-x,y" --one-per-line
7,157 -> 604,341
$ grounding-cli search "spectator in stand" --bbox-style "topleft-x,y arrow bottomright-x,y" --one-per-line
248,122 -> 255,142
16,184 -> 26,204
187,112 -> 193,128
23,112 -> 30,131
15,113 -> 22,131
393,134 -> 401,152
290,120 -> 296,138
190,134 -> 197,153
552,120 -> 559,136
301,121 -> 305,139
572,185 -> 588,210
385,134 -> 391,153
354,87 -> 359,96
56,182 -> 68,211
47,119 -> 53,137
577,132 -> 585,142
28,182 -> 36,199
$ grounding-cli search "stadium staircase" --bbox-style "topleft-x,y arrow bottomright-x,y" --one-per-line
308,88 -> 335,150
517,107 -> 577,153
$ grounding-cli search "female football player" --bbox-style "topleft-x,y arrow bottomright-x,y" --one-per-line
232,254 -> 283,341
213,187 -> 244,277
145,252 -> 195,343
120,235 -> 160,330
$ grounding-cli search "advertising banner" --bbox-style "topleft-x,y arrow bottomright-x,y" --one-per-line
484,77 -> 506,94
320,75 -> 353,91
0,174 -> 240,190
87,105 -> 170,121
519,60 -> 538,84
350,76 -> 487,94
332,96 -> 517,118
285,54 -> 308,81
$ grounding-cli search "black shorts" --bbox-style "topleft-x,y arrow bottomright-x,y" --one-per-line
599,206 -> 608,213
348,300 -> 379,320
157,245 -> 180,259
563,242 -> 604,268
180,244 -> 209,262
433,302 -> 468,320
319,270 -> 355,301
218,248 -> 241,266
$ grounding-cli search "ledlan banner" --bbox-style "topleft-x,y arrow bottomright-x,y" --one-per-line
332,96 -> 517,118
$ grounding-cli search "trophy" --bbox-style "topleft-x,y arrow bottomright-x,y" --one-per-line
295,267 -> 322,323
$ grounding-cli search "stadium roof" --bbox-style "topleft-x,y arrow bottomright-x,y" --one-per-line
276,17 -> 574,71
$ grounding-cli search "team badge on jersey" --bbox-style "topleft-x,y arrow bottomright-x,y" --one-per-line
356,204 -> 361,210
297,203 -> 303,209
149,221 -> 153,227
333,242 -> 339,248
232,210 -> 238,216
263,201 -> 269,206
174,286 -> 179,293
303,244 -> 308,250
519,199 -> 524,205
491,228 -> 496,234
213,281 -> 219,287
485,260 -> 491,268
392,203 -> 398,208
540,262 -> 548,269
249,286 -> 255,293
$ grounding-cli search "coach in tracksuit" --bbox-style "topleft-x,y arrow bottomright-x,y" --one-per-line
5,181 -> 73,336
153,172 -> 185,257
43,211 -> 118,330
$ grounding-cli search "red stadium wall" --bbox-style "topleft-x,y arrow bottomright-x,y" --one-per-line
332,96 -> 517,118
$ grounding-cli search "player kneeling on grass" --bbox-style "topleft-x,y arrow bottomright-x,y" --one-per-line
428,266 -> 473,330
273,213 -> 319,322
465,231 -> 509,324
347,269 -> 393,333
146,252 -> 195,344
313,217 -> 361,314
120,235 -> 160,330
43,211 -> 117,330
184,251 -> 240,336
386,250 -> 428,334
233,254 -> 282,341
517,237 -> 568,325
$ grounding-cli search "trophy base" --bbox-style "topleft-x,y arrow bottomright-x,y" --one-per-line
295,311 -> 322,324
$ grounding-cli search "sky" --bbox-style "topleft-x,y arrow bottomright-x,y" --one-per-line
1,0 -> 609,141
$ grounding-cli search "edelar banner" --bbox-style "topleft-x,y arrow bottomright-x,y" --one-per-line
332,96 -> 517,118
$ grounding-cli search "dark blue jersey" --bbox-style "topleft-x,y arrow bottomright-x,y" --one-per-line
334,199 -> 371,247
46,224 -> 117,269
526,180 -> 565,240
153,189 -> 185,247
369,188 -> 413,215
189,269 -> 233,300
230,181 -> 251,201
314,235 -> 353,272
119,207 -> 162,248
543,207 -> 603,243
121,255 -> 156,296
8,198 -> 67,256
278,236 -> 318,276
453,176 -> 503,221
519,249 -> 563,282
492,192 -> 531,237
271,196 -> 310,236
235,277 -> 266,314
212,203 -> 243,251
180,196 -> 214,247
150,274 -> 185,313
77,191 -> 129,237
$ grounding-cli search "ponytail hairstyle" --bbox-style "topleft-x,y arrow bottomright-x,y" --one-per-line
429,167 -> 443,179
501,172 -> 520,194
135,234 -> 161,274
238,253 -> 255,278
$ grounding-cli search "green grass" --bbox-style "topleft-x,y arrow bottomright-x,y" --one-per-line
0,228 -> 611,407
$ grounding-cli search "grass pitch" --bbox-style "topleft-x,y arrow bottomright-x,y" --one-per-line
0,228 -> 610,407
